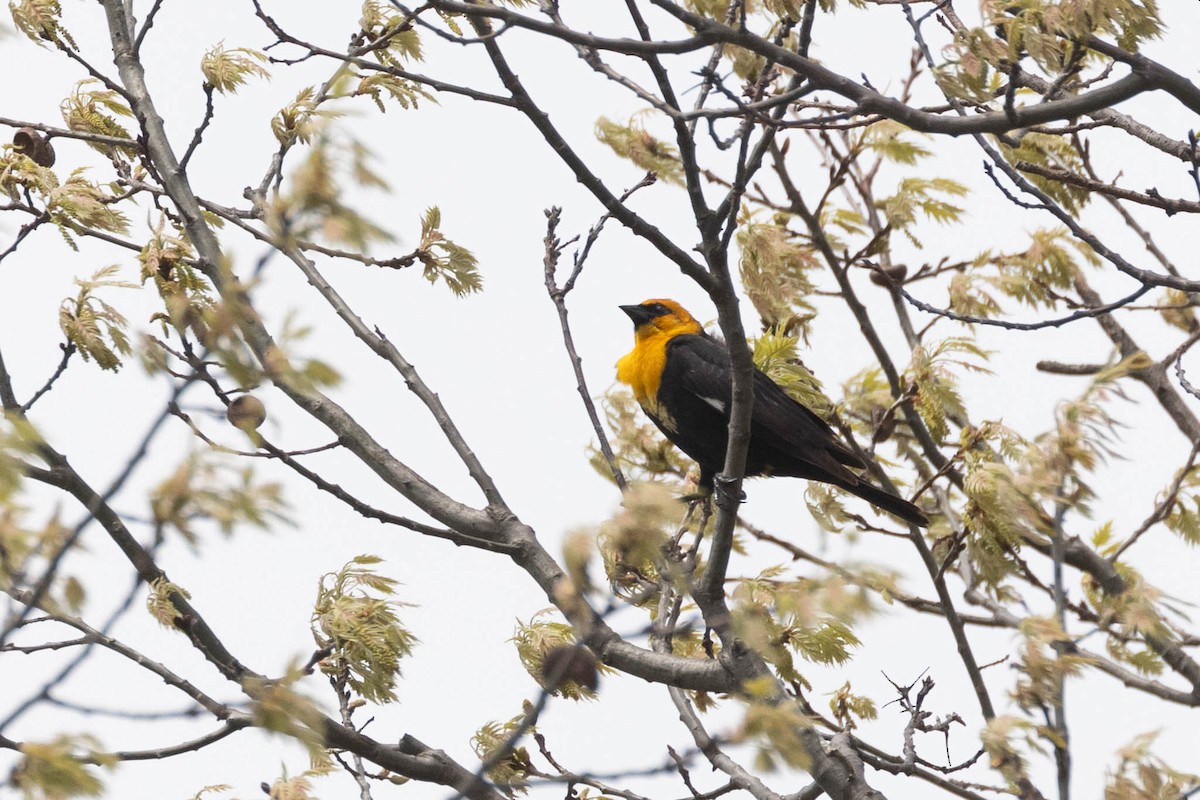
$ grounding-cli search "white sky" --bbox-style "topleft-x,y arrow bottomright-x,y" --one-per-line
2,1 -> 1199,798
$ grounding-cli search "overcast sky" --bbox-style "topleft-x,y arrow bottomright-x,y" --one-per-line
3,2 -> 1199,798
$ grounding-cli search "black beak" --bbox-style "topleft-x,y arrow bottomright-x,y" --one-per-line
620,304 -> 657,327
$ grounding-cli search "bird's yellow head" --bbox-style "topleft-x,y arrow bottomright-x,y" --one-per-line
616,300 -> 703,408
618,299 -> 702,342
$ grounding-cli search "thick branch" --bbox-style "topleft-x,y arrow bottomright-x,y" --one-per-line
425,1 -> 1175,138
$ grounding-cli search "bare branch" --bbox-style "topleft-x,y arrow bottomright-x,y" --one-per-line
1014,159 -> 1200,216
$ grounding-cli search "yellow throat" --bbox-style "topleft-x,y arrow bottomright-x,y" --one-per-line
616,300 -> 702,413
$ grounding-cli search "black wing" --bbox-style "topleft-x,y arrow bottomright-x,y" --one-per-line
663,334 -> 865,486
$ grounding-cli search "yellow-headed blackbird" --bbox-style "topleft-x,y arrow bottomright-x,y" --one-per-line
616,299 -> 929,527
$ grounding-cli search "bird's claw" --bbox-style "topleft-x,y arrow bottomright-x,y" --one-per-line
712,474 -> 746,510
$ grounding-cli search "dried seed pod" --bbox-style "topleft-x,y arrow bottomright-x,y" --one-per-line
540,644 -> 599,692
12,127 -> 56,167
227,394 -> 266,432
868,263 -> 908,286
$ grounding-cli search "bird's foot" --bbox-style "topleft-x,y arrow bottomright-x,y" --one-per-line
712,474 -> 746,510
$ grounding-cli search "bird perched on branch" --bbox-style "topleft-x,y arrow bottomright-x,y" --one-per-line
616,298 -> 929,527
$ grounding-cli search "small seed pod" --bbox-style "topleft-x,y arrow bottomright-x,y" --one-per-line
540,644 -> 599,692
227,394 -> 266,432
12,127 -> 56,167
868,263 -> 908,286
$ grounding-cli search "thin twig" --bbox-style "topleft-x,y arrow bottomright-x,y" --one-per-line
1110,438 -> 1200,562
541,176 -> 655,494
179,83 -> 215,171
20,343 -> 76,413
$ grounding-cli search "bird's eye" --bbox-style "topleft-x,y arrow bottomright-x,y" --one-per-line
647,303 -> 668,314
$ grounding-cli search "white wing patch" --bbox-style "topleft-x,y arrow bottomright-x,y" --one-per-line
700,396 -> 726,413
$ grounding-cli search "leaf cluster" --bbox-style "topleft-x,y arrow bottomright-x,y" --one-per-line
1104,731 -> 1200,800
265,771 -> 317,800
950,229 -> 1100,324
200,44 -> 270,95
471,710 -> 535,796
12,735 -> 112,800
0,417 -> 44,503
0,146 -> 57,199
1151,457 -> 1200,548
272,88 -> 337,147
959,423 -> 1048,588
1011,616 -> 1086,711
269,310 -> 345,392
271,137 -> 392,250
139,217 -> 214,337
1155,288 -> 1199,333
828,681 -> 877,731
1033,352 -> 1145,513
980,715 -> 1040,786
145,577 -> 191,629
840,366 -> 903,441
591,388 -> 692,487
862,121 -> 933,167
246,668 -> 329,761
985,0 -> 1163,61
311,554 -> 417,705
879,177 -> 967,247
739,701 -> 813,772
803,482 -> 861,532
358,0 -> 424,65
0,152 -> 131,250
0,508 -> 86,614
595,116 -> 683,184
752,329 -> 834,420
738,215 -> 818,337
8,0 -> 74,49
732,567 -> 867,685
512,611 -> 598,700
938,0 -> 1163,104
149,453 -> 289,543
1002,134 -> 1090,214
683,0 -> 738,17
58,265 -> 135,371
909,337 -> 991,443
414,206 -> 481,296
349,72 -> 432,113
60,81 -> 136,156
50,172 -> 131,243
935,26 -> 1005,103
1083,564 -> 1173,657
947,270 -> 1004,321
596,481 -> 684,606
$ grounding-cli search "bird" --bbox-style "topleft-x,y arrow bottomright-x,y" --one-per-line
615,298 -> 929,527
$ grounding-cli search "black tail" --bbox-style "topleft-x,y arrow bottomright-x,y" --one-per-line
840,479 -> 929,527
